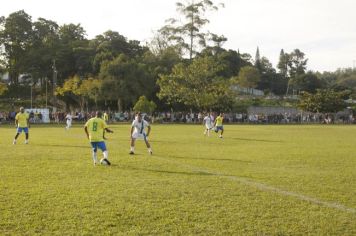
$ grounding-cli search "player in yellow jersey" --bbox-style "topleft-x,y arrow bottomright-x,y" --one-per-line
214,113 -> 224,138
13,107 -> 30,144
84,111 -> 114,166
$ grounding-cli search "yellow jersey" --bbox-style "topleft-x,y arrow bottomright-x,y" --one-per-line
216,116 -> 224,126
85,117 -> 108,142
15,112 -> 29,128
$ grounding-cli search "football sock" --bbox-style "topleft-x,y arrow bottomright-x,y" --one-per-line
92,152 -> 98,162
103,151 -> 108,159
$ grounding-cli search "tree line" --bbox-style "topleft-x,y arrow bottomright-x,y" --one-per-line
1,1 -> 355,114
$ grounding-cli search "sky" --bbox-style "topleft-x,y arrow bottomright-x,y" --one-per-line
1,0 -> 356,72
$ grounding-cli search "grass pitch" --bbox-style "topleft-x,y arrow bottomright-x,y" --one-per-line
0,124 -> 355,235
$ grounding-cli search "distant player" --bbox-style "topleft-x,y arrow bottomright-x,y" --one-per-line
103,111 -> 109,123
203,112 -> 214,136
214,113 -> 224,138
130,112 -> 152,155
65,113 -> 73,130
84,111 -> 114,166
13,107 -> 30,144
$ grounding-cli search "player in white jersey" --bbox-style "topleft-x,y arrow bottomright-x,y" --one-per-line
203,112 -> 214,136
65,113 -> 73,130
130,112 -> 152,155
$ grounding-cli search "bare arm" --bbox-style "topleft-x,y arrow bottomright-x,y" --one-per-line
84,127 -> 89,139
105,128 -> 113,133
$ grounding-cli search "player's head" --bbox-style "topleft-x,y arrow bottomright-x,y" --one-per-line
96,111 -> 102,118
220,112 -> 224,117
136,112 -> 142,122
20,107 -> 24,113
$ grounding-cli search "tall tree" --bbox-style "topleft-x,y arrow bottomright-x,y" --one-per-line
0,10 -> 33,84
277,49 -> 289,78
289,49 -> 308,78
298,89 -> 348,113
159,0 -> 223,60
237,66 -> 261,90
291,71 -> 323,93
27,18 -> 60,87
157,56 -> 233,110
99,54 -> 152,111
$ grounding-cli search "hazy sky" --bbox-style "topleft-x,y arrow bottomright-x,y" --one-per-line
2,0 -> 356,72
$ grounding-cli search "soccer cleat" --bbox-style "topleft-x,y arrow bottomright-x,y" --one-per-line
149,150 -> 153,155
25,140 -> 29,144
13,140 -> 16,145
129,151 -> 135,155
100,158 -> 111,166
93,161 -> 97,166
219,135 -> 223,138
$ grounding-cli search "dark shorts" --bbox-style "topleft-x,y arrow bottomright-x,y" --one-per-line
17,127 -> 29,133
91,142 -> 107,152
215,126 -> 224,132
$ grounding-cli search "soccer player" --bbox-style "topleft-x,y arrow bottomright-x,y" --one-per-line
13,107 -> 30,144
84,111 -> 114,166
203,112 -> 214,136
130,112 -> 152,155
65,113 -> 73,130
103,111 -> 109,123
214,113 -> 224,138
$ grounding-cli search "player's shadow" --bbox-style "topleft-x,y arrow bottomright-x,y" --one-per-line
122,165 -> 217,176
230,137 -> 283,143
165,155 -> 252,163
35,144 -> 89,149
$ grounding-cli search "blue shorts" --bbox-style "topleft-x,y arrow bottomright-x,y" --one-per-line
215,126 -> 224,132
91,142 -> 107,152
17,127 -> 29,133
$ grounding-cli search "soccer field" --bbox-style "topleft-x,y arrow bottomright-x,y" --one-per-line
0,124 -> 355,235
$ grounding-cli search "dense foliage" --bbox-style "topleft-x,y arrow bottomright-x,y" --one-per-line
1,2 -> 355,112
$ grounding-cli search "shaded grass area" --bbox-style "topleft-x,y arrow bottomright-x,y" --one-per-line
0,124 -> 355,235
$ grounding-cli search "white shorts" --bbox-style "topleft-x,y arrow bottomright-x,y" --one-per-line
66,121 -> 72,126
132,132 -> 148,140
205,125 -> 213,130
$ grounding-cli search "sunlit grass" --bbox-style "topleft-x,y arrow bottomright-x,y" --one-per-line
0,124 -> 355,235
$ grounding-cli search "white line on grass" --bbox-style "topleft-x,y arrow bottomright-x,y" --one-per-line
155,156 -> 356,214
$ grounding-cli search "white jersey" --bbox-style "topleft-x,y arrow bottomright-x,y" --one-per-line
132,119 -> 150,134
204,115 -> 214,129
66,114 -> 72,122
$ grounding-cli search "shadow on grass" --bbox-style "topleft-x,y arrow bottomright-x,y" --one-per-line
230,137 -> 283,143
164,154 -> 253,163
121,165 -> 216,176
35,144 -> 89,149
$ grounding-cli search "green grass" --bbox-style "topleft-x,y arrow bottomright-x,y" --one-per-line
0,124 -> 355,235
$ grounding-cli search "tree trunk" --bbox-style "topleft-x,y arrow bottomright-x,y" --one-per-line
286,79 -> 291,96
117,98 -> 123,112
189,13 -> 194,60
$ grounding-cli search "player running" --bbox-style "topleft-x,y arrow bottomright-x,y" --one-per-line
130,112 -> 152,155
65,113 -> 73,130
13,107 -> 30,145
203,112 -> 214,137
214,113 -> 224,138
84,111 -> 114,166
